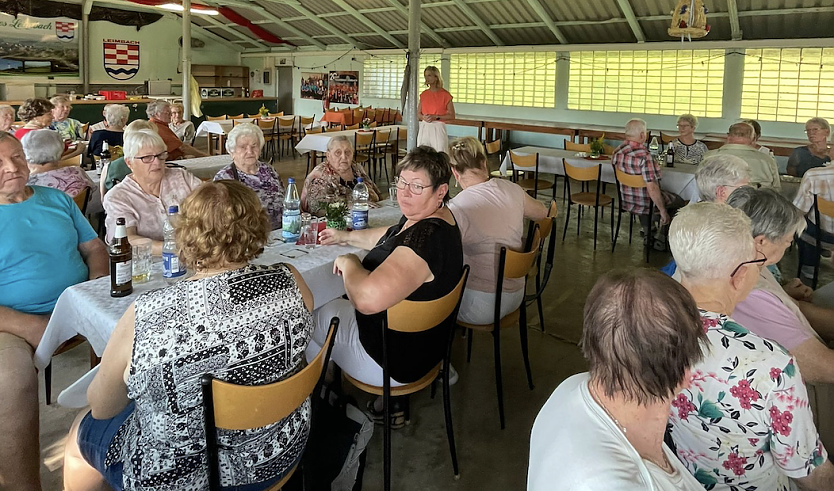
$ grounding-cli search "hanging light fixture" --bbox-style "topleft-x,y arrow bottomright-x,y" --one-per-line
159,2 -> 219,15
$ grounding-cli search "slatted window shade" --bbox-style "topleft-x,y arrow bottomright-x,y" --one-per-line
568,50 -> 724,117
362,55 -> 436,100
741,48 -> 834,123
449,52 -> 556,108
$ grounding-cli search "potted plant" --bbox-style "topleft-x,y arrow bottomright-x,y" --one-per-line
258,104 -> 269,118
590,134 -> 605,158
325,201 -> 348,230
362,117 -> 372,131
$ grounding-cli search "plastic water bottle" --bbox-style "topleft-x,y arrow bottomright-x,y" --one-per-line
351,177 -> 370,230
282,178 -> 301,243
162,205 -> 186,283
649,136 -> 660,161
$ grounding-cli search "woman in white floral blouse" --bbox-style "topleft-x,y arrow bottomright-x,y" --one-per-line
668,202 -> 833,491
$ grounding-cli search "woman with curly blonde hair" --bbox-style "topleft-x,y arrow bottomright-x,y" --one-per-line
64,180 -> 316,491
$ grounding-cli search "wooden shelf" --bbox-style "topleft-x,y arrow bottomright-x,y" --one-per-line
193,64 -> 250,90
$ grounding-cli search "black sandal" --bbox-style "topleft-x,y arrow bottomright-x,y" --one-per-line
366,400 -> 406,429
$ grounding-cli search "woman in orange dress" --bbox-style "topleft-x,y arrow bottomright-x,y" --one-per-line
417,66 -> 455,153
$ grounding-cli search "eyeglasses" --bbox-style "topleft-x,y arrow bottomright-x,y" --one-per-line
730,251 -> 767,277
395,176 -> 429,195
134,151 -> 168,164
805,128 -> 825,134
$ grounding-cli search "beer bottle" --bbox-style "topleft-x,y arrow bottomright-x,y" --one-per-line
110,217 -> 133,297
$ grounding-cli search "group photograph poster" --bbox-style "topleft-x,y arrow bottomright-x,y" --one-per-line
327,71 -> 359,105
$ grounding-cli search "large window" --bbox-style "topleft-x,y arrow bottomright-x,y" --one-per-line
450,52 -> 556,108
362,54 -> 436,100
568,50 -> 725,117
741,48 -> 834,123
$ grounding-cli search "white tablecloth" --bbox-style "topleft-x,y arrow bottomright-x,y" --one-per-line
498,146 -> 700,203
295,125 -> 407,155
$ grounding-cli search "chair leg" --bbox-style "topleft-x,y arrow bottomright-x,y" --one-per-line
535,272 -> 545,332
45,362 -> 52,405
519,304 -> 534,391
628,214 -> 634,244
383,387 -> 391,491
492,327 -> 505,430
562,202 -> 571,241
592,205 -> 600,251
612,209 -> 622,252
466,328 -> 473,362
403,395 -> 411,424
576,204 -> 582,236
610,200 -> 615,248
442,363 -> 461,478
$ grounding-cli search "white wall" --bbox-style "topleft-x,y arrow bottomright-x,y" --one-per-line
288,54 -> 365,120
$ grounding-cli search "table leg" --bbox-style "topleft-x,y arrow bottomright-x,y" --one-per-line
220,135 -> 227,155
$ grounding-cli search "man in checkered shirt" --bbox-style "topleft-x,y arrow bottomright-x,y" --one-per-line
613,118 -> 684,245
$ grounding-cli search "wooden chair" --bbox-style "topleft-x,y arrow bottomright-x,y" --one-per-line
325,126 -> 343,133
562,161 -> 614,251
227,113 -> 245,119
385,127 -> 404,176
459,231 -> 540,429
80,123 -> 89,140
204,115 -> 226,154
510,151 -> 552,199
352,108 -> 364,122
659,131 -> 676,145
276,117 -> 296,159
525,200 -> 557,332
201,317 -> 340,491
370,130 -> 392,183
354,130 -> 375,177
603,143 -> 617,155
306,126 -> 323,134
257,118 -> 278,162
268,111 -> 284,117
343,267 -> 469,491
486,140 -> 517,180
806,195 -> 834,288
73,186 -> 92,216
564,141 -> 591,153
346,123 -> 360,130
296,116 -> 315,141
613,167 -> 653,263
58,154 -> 83,167
206,115 -> 227,121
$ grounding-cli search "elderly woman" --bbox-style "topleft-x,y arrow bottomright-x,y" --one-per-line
23,130 -> 94,199
417,66 -> 455,153
213,122 -> 285,230
667,202 -> 833,491
301,135 -> 380,215
312,146 -> 462,424
0,104 -> 15,134
49,95 -> 84,141
103,129 -> 202,253
63,180 -> 315,491
146,100 -> 206,160
0,131 -> 108,491
14,98 -> 54,140
168,102 -> 195,143
529,269 -> 705,490
672,114 -> 709,164
447,136 -> 547,324
100,119 -> 156,197
787,117 -> 834,177
87,104 -> 129,158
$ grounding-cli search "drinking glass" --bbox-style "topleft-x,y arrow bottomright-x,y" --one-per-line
132,240 -> 152,283
304,217 -> 320,249
388,183 -> 398,207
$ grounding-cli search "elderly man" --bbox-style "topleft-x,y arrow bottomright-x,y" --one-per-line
145,100 -> 206,160
612,118 -> 684,247
0,132 -> 108,490
703,122 -> 780,190
667,202 -> 833,491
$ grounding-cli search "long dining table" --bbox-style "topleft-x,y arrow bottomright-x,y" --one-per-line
295,125 -> 407,163
498,146 -> 701,204
36,201 -> 404,407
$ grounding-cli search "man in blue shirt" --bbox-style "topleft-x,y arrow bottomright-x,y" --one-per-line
0,132 -> 108,489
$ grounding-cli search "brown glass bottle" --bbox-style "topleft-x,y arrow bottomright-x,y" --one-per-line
110,217 -> 133,297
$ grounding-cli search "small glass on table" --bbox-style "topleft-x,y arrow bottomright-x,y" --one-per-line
132,239 -> 152,284
388,182 -> 398,207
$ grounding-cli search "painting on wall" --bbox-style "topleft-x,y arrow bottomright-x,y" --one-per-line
0,13 -> 79,76
328,70 -> 359,105
300,72 -> 328,100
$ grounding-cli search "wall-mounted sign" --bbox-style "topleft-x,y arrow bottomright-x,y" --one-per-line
103,39 -> 139,80
0,13 -> 79,77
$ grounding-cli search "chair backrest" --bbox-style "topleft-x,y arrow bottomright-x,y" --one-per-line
307,126 -> 324,134
206,115 -> 226,121
232,119 -> 256,127
375,130 -> 391,144
660,132 -> 676,145
346,123 -> 360,130
227,114 -> 245,119
387,266 -> 469,333
355,131 -> 374,147
58,154 -> 82,167
501,228 -> 541,282
816,194 -> 834,219
257,119 -> 275,132
369,122 -> 378,128
201,317 -> 340,489
509,151 -> 537,169
80,123 -> 89,138
603,143 -> 617,155
485,140 -> 501,155
353,108 -> 364,120
614,167 -> 647,189
277,116 -> 296,128
268,112 -> 284,117
299,116 -> 314,126
325,126 -> 343,133
565,141 -> 591,152
564,160 -> 601,182
73,186 -> 91,215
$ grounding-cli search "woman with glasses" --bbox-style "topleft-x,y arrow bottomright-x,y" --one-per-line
446,136 -> 547,324
672,114 -> 709,165
667,202 -> 832,491
787,117 -> 834,177
312,146 -> 463,427
103,129 -> 202,254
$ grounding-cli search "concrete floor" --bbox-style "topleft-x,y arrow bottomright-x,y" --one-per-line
37,144 -> 820,490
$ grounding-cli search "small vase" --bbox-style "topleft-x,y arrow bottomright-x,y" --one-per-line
590,150 -> 600,158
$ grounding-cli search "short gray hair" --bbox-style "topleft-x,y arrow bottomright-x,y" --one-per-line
225,122 -> 265,154
806,117 -> 830,132
49,95 -> 71,107
677,114 -> 698,128
669,202 -> 754,282
124,129 -> 166,160
696,154 -> 751,202
146,100 -> 170,118
21,129 -> 64,165
726,187 -> 806,241
124,119 -> 157,135
326,135 -> 353,152
625,118 -> 647,139
104,104 -> 130,128
0,104 -> 14,116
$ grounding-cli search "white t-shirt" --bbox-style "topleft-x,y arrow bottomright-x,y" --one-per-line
528,373 -> 703,491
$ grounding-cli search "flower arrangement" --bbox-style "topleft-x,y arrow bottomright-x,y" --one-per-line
362,117 -> 372,130
326,201 -> 348,230
258,104 -> 269,118
589,134 -> 605,157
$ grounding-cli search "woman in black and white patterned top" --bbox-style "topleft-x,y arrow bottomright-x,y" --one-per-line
64,180 -> 315,491
673,113 -> 709,164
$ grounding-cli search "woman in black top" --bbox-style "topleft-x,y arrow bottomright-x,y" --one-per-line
312,146 -> 463,411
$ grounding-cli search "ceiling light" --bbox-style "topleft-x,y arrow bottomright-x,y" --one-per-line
160,3 -> 219,15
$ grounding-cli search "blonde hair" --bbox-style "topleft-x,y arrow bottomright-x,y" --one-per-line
424,66 -> 444,89
124,119 -> 158,135
176,180 -> 270,270
49,95 -> 71,107
448,136 -> 487,173
170,103 -> 184,113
